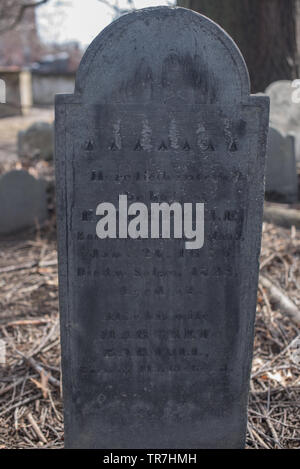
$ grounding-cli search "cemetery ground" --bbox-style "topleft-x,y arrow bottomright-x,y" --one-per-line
0,112 -> 299,450
0,223 -> 299,449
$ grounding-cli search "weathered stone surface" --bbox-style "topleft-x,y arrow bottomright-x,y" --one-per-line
0,170 -> 47,235
55,7 -> 269,449
265,127 -> 298,203
18,122 -> 54,161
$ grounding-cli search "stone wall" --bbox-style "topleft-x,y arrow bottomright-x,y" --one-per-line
32,72 -> 75,106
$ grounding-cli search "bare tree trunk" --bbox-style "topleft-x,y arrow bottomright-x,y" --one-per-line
177,0 -> 299,92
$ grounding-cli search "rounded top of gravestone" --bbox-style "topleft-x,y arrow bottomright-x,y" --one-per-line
74,6 -> 250,105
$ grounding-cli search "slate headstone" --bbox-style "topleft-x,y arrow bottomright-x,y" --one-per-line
265,127 -> 298,203
55,7 -> 269,449
0,170 -> 47,235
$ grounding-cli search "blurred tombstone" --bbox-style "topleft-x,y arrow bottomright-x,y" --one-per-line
265,127 -> 298,203
0,170 -> 48,235
18,122 -> 54,162
55,7 -> 269,449
0,79 -> 6,103
265,80 -> 300,163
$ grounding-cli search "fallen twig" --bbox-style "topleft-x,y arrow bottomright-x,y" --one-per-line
0,259 -> 57,275
259,275 -> 300,326
263,204 -> 300,230
3,319 -> 51,328
25,411 -> 47,444
0,377 -> 34,398
0,394 -> 42,418
15,351 -> 60,389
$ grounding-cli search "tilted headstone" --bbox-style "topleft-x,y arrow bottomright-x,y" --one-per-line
265,127 -> 298,203
0,170 -> 47,235
55,7 -> 269,449
265,80 -> 300,163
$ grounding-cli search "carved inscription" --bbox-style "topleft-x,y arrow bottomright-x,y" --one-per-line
66,105 -> 260,380
82,116 -> 245,153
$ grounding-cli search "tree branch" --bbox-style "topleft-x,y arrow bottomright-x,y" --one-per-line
0,0 -> 50,35
97,0 -> 136,18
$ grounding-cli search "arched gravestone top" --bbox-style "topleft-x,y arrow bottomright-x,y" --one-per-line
55,6 -> 269,449
59,7 -> 250,105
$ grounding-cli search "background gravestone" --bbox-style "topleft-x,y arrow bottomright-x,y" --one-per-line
55,7 -> 269,449
18,122 -> 54,162
0,170 -> 47,235
265,80 -> 300,163
265,127 -> 298,203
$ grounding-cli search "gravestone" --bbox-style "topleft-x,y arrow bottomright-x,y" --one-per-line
55,7 -> 269,449
18,122 -> 54,162
265,80 -> 300,163
0,170 -> 47,235
265,127 -> 298,203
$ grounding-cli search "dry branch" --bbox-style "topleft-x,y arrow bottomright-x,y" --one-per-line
263,204 -> 300,230
15,350 -> 60,389
25,411 -> 47,444
259,274 -> 300,326
0,0 -> 50,35
0,259 -> 57,274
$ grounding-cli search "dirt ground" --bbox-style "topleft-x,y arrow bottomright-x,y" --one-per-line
0,111 -> 299,449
